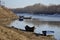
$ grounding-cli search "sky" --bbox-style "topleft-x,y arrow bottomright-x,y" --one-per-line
1,0 -> 60,8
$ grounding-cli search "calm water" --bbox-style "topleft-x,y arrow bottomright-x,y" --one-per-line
10,13 -> 60,40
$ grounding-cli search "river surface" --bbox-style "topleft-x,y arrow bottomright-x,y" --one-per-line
10,13 -> 60,40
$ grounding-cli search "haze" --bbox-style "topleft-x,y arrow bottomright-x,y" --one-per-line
2,0 -> 60,8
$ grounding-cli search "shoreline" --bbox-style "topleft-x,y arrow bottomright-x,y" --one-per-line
0,24 -> 56,40
0,17 -> 56,40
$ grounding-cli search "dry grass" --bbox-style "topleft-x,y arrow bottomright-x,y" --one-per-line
0,25 -> 29,40
8,26 -> 56,40
0,25 -> 56,40
0,6 -> 18,25
0,6 -> 18,18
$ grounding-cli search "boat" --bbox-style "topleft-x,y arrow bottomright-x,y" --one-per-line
19,16 -> 24,21
24,16 -> 32,19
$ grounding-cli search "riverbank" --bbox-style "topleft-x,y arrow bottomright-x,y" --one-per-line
0,6 -> 56,40
0,25 -> 56,40
0,18 -> 56,40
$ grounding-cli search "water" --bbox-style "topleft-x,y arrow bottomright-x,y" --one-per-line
17,13 -> 60,21
10,13 -> 60,40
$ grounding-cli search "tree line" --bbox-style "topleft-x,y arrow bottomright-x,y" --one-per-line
11,3 -> 60,14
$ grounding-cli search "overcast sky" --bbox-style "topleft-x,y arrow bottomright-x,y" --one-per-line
1,0 -> 60,8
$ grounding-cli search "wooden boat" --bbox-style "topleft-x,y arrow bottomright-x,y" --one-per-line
42,31 -> 54,36
25,25 -> 35,32
19,16 -> 24,21
34,31 -> 54,36
24,16 -> 32,19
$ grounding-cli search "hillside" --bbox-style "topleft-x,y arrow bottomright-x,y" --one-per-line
0,6 -> 29,40
0,25 -> 28,40
0,6 -> 18,25
11,3 -> 60,14
0,6 -> 18,18
0,25 -> 55,40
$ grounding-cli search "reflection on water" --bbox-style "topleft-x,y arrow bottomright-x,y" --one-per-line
16,13 -> 60,21
24,18 -> 60,27
10,19 -> 60,40
10,13 -> 60,40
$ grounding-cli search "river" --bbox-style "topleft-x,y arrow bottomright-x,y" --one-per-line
10,13 -> 60,40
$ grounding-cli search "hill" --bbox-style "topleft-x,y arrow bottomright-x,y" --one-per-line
0,6 -> 29,40
0,6 -> 18,25
11,3 -> 60,14
0,6 -> 17,18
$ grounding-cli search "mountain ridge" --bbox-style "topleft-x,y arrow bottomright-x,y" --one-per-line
11,3 -> 60,14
